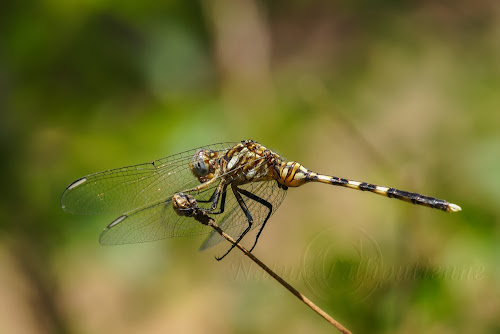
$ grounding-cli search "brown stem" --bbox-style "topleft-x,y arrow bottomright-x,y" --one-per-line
197,215 -> 352,334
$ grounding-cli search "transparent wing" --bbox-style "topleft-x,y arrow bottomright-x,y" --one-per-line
98,155 -> 287,246
98,178 -> 223,245
199,179 -> 288,250
61,142 -> 237,215
98,199 -> 211,245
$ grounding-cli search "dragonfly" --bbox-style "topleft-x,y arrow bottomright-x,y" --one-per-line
61,139 -> 461,259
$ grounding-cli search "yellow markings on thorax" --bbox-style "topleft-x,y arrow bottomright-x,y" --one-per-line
218,142 -> 276,185
227,147 -> 247,170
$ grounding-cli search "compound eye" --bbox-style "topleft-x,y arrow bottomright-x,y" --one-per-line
190,149 -> 218,183
192,158 -> 208,177
191,149 -> 211,179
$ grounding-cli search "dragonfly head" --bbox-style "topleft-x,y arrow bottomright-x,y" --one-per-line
190,149 -> 219,183
278,161 -> 309,187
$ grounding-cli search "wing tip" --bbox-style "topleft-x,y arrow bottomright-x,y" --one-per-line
67,177 -> 88,190
107,214 -> 128,228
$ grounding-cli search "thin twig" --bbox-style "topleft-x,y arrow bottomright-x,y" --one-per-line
195,214 -> 352,333
172,192 -> 352,333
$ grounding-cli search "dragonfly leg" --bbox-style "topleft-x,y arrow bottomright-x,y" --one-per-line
237,188 -> 272,253
216,184 -> 253,261
194,180 -> 227,212
197,187 -> 217,203
208,180 -> 226,211
208,183 -> 229,215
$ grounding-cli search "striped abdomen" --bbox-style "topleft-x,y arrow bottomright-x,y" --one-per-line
278,161 -> 461,213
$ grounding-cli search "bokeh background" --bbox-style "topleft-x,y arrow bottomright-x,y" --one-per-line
1,1 -> 499,333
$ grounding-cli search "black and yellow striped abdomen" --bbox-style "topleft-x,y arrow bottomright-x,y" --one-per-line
278,161 -> 461,213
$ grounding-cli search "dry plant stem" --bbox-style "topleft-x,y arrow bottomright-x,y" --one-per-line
205,220 -> 352,334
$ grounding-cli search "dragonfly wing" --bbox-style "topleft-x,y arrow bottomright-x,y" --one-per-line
61,142 -> 237,215
99,197 -> 213,245
199,179 -> 287,250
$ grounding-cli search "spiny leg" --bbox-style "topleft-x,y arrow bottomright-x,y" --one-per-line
237,188 -> 273,252
188,179 -> 225,211
197,187 -> 218,203
190,181 -> 227,216
209,180 -> 226,211
216,184 -> 253,261
208,183 -> 229,215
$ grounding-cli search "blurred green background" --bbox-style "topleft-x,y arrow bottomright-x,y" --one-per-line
1,1 -> 499,333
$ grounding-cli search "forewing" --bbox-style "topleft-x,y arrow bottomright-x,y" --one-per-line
61,142 -> 237,215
